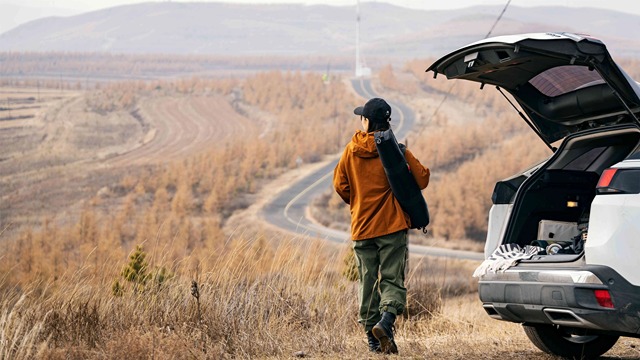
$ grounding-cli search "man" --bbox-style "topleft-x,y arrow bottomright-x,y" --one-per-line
333,98 -> 430,354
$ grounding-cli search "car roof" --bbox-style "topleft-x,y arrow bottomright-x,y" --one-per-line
427,32 -> 640,144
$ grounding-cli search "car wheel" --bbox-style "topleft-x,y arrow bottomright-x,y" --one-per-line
523,323 -> 619,360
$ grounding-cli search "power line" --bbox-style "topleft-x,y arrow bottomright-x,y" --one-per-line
485,0 -> 512,39
424,0 -> 513,126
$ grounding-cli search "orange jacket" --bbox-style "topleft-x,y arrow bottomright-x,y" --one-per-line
333,130 -> 430,241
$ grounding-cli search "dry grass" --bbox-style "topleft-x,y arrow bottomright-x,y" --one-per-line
4,227 -> 640,359
0,236 -> 356,358
0,230 -> 477,359
5,66 -> 640,359
6,231 -> 638,360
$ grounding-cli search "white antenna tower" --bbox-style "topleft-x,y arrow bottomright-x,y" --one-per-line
355,0 -> 371,78
355,0 -> 361,77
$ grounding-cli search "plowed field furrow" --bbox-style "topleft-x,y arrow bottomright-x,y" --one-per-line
2,91 -> 258,229
106,95 -> 255,167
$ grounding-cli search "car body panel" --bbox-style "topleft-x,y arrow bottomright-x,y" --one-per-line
587,193 -> 640,286
427,32 -> 640,144
479,264 -> 640,336
485,204 -> 512,258
614,159 -> 640,168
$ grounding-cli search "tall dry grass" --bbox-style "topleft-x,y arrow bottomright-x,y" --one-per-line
0,154 -> 633,356
0,225 -> 485,359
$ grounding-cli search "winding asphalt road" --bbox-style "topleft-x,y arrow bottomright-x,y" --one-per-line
261,78 -> 483,261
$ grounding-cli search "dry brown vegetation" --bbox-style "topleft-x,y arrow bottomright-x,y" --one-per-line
1,70 -> 356,284
3,235 -> 640,359
1,229 -> 489,359
0,52 -> 352,80
4,55 -> 640,359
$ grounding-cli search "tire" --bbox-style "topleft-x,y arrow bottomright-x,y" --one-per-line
523,323 -> 619,360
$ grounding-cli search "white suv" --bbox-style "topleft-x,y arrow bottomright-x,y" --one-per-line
428,33 -> 640,359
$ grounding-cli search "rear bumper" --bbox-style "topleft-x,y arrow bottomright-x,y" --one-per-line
478,265 -> 640,336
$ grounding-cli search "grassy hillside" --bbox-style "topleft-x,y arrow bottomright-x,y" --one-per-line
3,56 -> 640,358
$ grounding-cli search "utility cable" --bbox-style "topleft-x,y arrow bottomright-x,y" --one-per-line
485,0 -> 512,39
424,0 -> 512,126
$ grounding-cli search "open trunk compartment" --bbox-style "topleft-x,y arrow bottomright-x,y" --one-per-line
500,126 -> 640,259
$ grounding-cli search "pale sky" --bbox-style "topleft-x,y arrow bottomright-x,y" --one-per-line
2,0 -> 640,34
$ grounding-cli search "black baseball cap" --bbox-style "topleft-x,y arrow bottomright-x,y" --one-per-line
354,98 -> 391,123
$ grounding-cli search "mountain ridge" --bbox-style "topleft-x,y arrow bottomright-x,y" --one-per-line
2,2 -> 640,59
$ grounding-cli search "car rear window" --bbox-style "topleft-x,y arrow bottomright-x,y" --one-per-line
529,65 -> 605,97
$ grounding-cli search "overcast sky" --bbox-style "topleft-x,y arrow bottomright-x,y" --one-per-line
2,0 -> 640,34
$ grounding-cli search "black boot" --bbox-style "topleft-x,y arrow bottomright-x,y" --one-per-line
366,330 -> 381,352
372,312 -> 398,354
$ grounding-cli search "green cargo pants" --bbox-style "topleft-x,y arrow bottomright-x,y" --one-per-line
353,230 -> 408,332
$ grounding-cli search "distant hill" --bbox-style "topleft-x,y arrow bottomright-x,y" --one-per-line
1,2 -> 640,60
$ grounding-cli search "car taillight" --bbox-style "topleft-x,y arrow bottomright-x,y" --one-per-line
597,168 -> 618,188
594,289 -> 614,309
596,168 -> 640,194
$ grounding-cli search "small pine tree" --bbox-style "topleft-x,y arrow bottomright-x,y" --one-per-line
342,246 -> 359,282
121,245 -> 149,292
113,245 -> 173,296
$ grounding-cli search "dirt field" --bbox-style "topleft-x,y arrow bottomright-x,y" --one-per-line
104,95 -> 258,167
0,86 -> 258,230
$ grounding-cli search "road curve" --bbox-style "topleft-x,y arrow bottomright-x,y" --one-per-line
261,78 -> 484,261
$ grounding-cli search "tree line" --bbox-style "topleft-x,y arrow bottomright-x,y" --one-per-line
0,52 -> 352,79
1,70 -> 357,288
